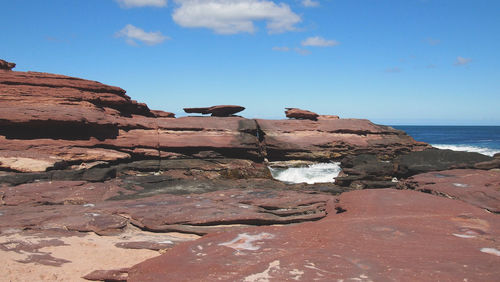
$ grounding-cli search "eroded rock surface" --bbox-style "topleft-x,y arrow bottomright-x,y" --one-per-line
399,169 -> 500,213
0,178 -> 336,236
257,118 -> 429,161
128,189 -> 500,281
285,108 -> 319,120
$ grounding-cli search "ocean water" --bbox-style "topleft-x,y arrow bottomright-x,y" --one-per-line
393,126 -> 500,157
268,163 -> 341,184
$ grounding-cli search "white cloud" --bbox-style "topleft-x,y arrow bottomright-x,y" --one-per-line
301,0 -> 319,7
301,36 -> 339,47
272,46 -> 290,52
115,0 -> 167,8
454,56 -> 472,66
172,0 -> 301,34
116,24 -> 169,45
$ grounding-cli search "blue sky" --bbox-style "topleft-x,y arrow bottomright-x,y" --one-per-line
1,0 -> 499,125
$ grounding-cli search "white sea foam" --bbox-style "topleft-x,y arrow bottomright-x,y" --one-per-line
432,144 -> 500,157
268,162 -> 341,184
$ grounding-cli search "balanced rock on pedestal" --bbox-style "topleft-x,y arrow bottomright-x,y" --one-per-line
183,105 -> 245,117
285,108 -> 319,121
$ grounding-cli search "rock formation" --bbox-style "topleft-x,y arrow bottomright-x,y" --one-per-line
183,105 -> 245,117
1,60 -> 498,281
285,107 -> 319,120
0,59 -> 15,70
127,189 -> 500,281
257,118 -> 429,161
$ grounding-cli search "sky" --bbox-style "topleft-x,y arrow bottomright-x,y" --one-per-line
1,0 -> 499,125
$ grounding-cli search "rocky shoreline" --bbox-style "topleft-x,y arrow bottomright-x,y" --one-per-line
1,59 -> 499,281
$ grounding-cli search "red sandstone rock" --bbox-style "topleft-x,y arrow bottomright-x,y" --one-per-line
0,180 -> 135,206
150,110 -> 175,118
128,189 -> 500,281
318,114 -> 340,120
257,118 -> 429,160
399,169 -> 500,213
183,105 -> 245,117
0,59 -> 15,70
0,66 -> 427,174
475,158 -> 500,169
83,269 -> 130,281
285,108 -> 319,120
105,189 -> 333,235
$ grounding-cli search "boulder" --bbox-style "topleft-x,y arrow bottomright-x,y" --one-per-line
183,105 -> 245,117
127,189 -> 500,281
285,108 -> 319,120
150,110 -> 175,118
0,59 -> 15,70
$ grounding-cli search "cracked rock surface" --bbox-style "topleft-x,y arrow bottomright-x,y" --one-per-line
127,189 -> 500,281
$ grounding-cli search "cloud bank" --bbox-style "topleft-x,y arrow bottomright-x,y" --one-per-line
172,0 -> 301,34
116,24 -> 169,45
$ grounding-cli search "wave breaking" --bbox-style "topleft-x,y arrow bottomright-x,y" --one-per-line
432,144 -> 500,157
268,162 -> 341,184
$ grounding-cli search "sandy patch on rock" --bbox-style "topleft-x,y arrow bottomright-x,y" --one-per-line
0,226 -> 199,282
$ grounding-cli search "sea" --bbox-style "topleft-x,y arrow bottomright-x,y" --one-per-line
269,126 -> 500,184
393,126 -> 500,157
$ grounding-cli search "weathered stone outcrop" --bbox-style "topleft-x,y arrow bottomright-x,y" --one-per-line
395,149 -> 492,177
257,118 -> 429,161
1,61 -> 500,281
0,65 -> 430,175
399,169 -> 500,213
183,105 -> 245,117
0,69 -> 263,172
0,59 -> 15,70
285,107 -> 319,120
0,179 -> 335,235
127,189 -> 500,281
150,110 -> 175,118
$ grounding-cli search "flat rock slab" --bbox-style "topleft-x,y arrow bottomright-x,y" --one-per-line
0,181 -> 335,236
400,169 -> 500,213
0,180 -> 136,206
105,189 -> 334,235
128,189 -> 500,281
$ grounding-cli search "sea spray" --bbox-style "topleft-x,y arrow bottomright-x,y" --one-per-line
268,162 -> 341,184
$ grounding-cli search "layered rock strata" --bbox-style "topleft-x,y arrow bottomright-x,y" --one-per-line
127,189 -> 500,281
0,67 -> 429,177
1,61 -> 499,281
